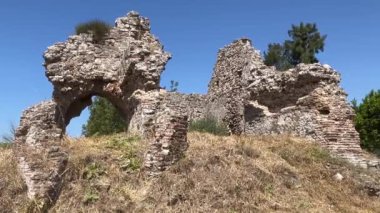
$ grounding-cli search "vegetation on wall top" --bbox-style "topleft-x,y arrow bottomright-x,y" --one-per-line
75,20 -> 111,44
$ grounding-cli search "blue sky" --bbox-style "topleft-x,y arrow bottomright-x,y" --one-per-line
0,0 -> 379,137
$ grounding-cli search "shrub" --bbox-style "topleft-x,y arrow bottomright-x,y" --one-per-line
189,116 -> 229,136
105,134 -> 142,171
75,20 -> 111,44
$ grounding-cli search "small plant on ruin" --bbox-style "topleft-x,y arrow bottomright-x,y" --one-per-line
169,80 -> 179,92
189,116 -> 229,136
75,20 -> 111,44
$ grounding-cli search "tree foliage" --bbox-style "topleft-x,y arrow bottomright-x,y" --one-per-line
82,97 -> 126,137
353,90 -> 380,153
263,43 -> 292,71
75,20 -> 111,44
285,22 -> 327,65
264,22 -> 326,71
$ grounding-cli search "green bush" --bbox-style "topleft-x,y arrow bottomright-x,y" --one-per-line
75,20 -> 111,44
353,90 -> 380,154
189,116 -> 229,136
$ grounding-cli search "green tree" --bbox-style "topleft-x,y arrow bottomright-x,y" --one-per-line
351,98 -> 359,112
354,90 -> 380,154
285,22 -> 327,65
263,43 -> 292,71
264,22 -> 326,70
82,97 -> 126,137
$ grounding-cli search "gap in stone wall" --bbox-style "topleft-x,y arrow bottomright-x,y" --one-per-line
66,107 -> 89,137
65,96 -> 127,137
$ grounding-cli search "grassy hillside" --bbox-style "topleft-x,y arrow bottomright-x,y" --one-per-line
1,133 -> 379,212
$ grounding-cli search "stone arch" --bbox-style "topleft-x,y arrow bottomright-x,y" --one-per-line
62,92 -> 131,130
14,11 -> 188,208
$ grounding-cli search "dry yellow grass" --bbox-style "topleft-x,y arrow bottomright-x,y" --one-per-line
1,132 -> 379,212
0,145 -> 28,211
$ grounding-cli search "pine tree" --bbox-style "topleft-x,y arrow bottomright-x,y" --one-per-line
263,43 -> 292,71
285,22 -> 327,65
82,97 -> 126,137
264,22 -> 326,70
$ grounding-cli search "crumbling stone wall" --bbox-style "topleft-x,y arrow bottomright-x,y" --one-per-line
14,12 -> 188,207
164,93 -> 207,121
129,90 -> 207,135
206,39 -> 379,169
164,38 -> 378,169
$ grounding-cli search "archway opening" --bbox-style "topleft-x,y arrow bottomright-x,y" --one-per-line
65,95 -> 128,137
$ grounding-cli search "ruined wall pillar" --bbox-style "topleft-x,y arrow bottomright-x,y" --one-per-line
14,101 -> 67,205
145,110 -> 188,175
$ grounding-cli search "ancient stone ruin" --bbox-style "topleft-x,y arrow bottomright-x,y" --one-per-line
14,11 -> 379,207
206,39 -> 373,166
14,11 -> 187,206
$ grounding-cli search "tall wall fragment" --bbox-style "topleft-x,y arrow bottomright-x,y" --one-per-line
14,101 -> 67,203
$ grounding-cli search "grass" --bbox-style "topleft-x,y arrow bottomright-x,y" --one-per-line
0,142 -> 11,149
0,147 -> 28,211
1,132 -> 380,212
189,116 -> 229,136
1,123 -> 15,147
